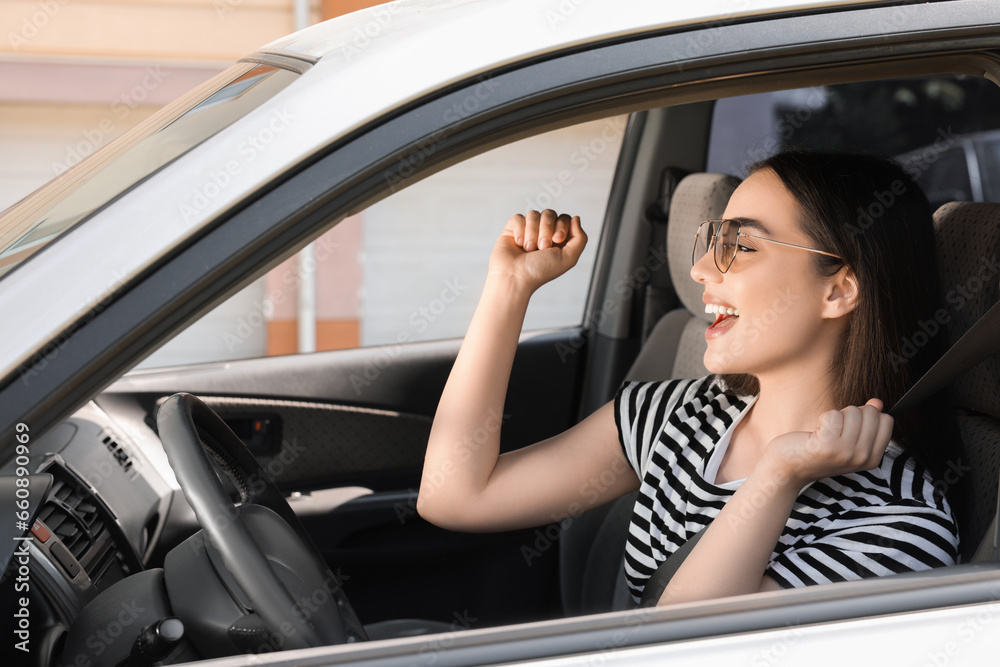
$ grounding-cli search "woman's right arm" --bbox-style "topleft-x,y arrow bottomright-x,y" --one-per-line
417,210 -> 638,532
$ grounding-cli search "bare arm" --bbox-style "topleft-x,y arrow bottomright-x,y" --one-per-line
418,211 -> 638,532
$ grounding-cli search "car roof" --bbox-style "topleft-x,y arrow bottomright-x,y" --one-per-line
264,0 -> 875,66
253,0 -> 879,149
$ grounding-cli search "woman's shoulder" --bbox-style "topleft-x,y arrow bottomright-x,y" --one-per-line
831,442 -> 953,517
615,376 -> 739,475
617,374 -> 732,405
616,375 -> 755,423
615,376 -> 754,451
874,442 -> 940,498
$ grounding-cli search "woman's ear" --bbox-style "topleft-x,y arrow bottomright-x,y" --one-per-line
821,266 -> 859,319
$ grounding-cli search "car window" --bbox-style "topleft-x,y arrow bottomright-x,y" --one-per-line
974,133 -> 1000,202
902,145 -> 974,211
707,75 -> 1000,210
138,116 -> 627,368
0,64 -> 297,278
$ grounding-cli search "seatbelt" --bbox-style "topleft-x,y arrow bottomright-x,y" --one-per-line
888,297 -> 1000,417
638,524 -> 709,607
889,296 -> 1000,562
638,296 -> 1000,604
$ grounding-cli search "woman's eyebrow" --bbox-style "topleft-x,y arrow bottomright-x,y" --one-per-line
732,217 -> 772,237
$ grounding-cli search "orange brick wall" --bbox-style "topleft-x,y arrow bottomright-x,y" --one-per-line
322,0 -> 387,20
267,320 -> 360,356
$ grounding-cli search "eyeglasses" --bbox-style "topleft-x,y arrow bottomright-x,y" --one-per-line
692,219 -> 842,274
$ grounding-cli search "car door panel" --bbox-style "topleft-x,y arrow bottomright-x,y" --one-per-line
103,327 -> 586,624
112,328 -> 585,480
297,488 -> 562,627
199,395 -> 432,488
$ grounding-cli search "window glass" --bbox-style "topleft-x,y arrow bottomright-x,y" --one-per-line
975,133 -> 1000,202
707,76 -> 1000,210
899,146 -> 973,211
137,115 -> 626,368
0,64 -> 297,278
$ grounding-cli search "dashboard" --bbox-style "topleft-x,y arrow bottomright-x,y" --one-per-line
0,388 -> 389,666
1,397 -> 184,666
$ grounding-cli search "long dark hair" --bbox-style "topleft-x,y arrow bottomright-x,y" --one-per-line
720,151 -> 962,501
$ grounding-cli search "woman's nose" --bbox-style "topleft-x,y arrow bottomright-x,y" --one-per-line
691,245 -> 723,284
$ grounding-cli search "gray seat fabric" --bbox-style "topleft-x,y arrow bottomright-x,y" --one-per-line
932,202 -> 1000,562
626,172 -> 741,381
560,173 -> 739,615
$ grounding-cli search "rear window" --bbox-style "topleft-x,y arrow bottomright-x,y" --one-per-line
0,63 -> 298,278
974,133 -> 1000,202
707,75 -> 1000,211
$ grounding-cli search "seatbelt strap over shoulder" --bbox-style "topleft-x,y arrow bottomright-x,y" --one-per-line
889,297 -> 1000,417
638,524 -> 710,607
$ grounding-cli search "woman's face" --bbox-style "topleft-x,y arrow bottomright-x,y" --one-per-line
690,168 -> 842,378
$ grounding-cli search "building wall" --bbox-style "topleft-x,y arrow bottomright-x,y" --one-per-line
263,0 -> 384,354
0,0 -> 368,365
2,0 -> 614,369
0,0 -> 326,208
1,0 -> 306,62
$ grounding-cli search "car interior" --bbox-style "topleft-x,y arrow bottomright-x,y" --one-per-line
5,23 -> 1000,665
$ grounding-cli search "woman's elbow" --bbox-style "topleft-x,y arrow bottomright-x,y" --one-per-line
416,487 -> 464,529
415,490 -> 445,525
416,487 -> 487,531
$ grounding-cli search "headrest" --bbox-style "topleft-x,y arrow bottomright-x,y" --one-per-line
666,173 -> 742,320
934,202 -> 1000,418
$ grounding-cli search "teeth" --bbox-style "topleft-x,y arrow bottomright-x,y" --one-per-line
704,304 -> 740,317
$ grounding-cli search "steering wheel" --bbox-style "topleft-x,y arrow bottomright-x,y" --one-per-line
156,392 -> 367,651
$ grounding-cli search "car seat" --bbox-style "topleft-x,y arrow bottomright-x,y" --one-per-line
560,172 -> 740,615
932,201 -> 1000,563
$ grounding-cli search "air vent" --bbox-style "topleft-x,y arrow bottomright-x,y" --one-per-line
37,460 -> 139,589
37,476 -> 106,563
101,433 -> 135,474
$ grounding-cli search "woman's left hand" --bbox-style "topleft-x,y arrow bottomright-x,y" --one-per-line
760,399 -> 894,487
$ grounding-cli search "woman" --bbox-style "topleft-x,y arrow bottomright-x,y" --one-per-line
417,150 -> 961,607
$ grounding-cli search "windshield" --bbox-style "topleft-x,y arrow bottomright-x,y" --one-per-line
0,63 -> 299,278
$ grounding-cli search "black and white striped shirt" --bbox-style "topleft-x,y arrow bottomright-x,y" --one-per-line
614,376 -> 959,601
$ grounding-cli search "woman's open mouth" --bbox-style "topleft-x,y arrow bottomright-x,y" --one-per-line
705,303 -> 739,337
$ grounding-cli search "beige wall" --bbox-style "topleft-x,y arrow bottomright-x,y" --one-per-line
2,1 -> 615,366
0,0 -> 326,202
1,0 -> 316,62
0,102 -> 158,209
1,0 -> 389,363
